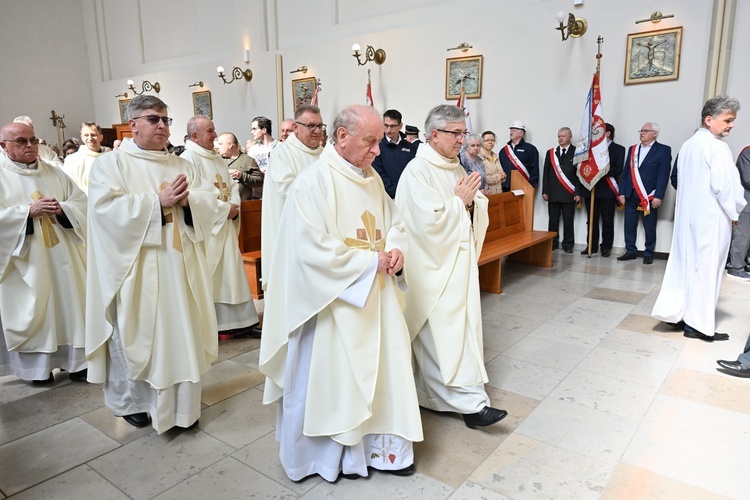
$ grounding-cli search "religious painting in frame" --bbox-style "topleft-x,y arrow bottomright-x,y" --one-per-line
624,27 -> 682,85
292,77 -> 317,112
445,55 -> 483,100
192,91 -> 213,119
118,99 -> 131,123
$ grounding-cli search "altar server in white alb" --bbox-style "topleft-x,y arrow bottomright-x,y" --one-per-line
259,105 -> 423,482
62,122 -> 110,193
0,122 -> 88,384
395,104 -> 508,429
86,96 -> 224,432
260,104 -> 324,291
181,115 -> 261,339
652,95 -> 745,342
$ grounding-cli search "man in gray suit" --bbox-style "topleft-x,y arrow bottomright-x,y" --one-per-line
726,146 -> 750,280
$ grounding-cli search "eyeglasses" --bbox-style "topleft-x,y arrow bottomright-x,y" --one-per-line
132,115 -> 173,126
295,121 -> 326,132
383,123 -> 401,129
1,137 -> 40,147
436,129 -> 469,139
638,129 -> 655,134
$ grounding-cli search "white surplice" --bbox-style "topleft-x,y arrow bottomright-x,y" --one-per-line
86,138 -> 222,433
62,145 -> 107,193
395,143 -> 491,413
0,156 -> 88,380
181,140 -> 258,330
652,128 -> 747,334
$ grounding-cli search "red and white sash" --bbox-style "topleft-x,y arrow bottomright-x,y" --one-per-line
628,144 -> 655,215
548,148 -> 575,195
504,144 -> 530,182
606,177 -> 622,206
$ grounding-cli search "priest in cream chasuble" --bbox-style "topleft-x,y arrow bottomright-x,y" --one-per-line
395,105 -> 508,429
0,122 -> 88,381
86,96 -> 223,433
62,122 -> 109,193
181,116 -> 259,333
259,105 -> 422,482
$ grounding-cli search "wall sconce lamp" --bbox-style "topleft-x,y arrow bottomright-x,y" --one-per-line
555,12 -> 588,41
447,42 -> 473,53
127,79 -> 161,95
217,66 -> 253,84
188,81 -> 204,88
290,66 -> 308,74
115,92 -> 129,99
351,44 -> 386,66
635,11 -> 675,24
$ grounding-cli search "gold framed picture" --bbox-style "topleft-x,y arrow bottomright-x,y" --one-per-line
624,27 -> 683,85
119,99 -> 131,123
445,55 -> 483,100
192,91 -> 212,119
292,77 -> 317,112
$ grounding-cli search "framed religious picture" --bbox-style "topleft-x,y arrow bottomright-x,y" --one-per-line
445,55 -> 483,100
624,27 -> 683,85
118,99 -> 131,123
292,77 -> 317,112
192,91 -> 213,119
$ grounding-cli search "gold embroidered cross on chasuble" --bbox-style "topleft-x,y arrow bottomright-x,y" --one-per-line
344,210 -> 385,289
30,191 -> 59,248
159,182 -> 183,252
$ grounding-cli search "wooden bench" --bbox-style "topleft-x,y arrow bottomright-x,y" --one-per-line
478,171 -> 556,294
237,199 -> 263,299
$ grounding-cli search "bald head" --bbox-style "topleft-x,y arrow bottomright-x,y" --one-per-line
1,123 -> 39,164
332,105 -> 384,169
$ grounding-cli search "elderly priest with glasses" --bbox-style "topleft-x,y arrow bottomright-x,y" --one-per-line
0,121 -> 88,384
86,95 -> 226,433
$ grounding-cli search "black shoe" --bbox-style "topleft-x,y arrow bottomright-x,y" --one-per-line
666,320 -> 686,330
643,255 -> 654,265
683,324 -> 729,342
338,472 -> 361,481
563,248 -> 573,253
68,369 -> 88,381
32,372 -> 54,385
716,360 -> 750,378
580,248 -> 598,255
234,323 -> 263,339
377,463 -> 416,476
463,406 -> 508,429
601,249 -> 611,257
617,253 -> 637,261
122,412 -> 151,428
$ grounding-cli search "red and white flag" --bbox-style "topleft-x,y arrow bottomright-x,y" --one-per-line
456,81 -> 473,133
311,78 -> 321,106
574,71 -> 610,190
365,69 -> 374,106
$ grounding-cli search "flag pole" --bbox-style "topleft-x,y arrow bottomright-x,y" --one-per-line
586,36 -> 604,258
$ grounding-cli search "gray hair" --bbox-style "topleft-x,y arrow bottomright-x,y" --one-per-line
702,95 -> 741,124
466,133 -> 482,144
644,122 -> 660,138
558,127 -> 572,135
186,115 -> 210,137
331,105 -> 380,143
13,115 -> 33,126
294,104 -> 320,120
424,105 -> 465,136
127,95 -> 168,121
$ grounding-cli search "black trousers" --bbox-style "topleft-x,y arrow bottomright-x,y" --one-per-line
548,201 -> 575,250
583,197 -> 616,251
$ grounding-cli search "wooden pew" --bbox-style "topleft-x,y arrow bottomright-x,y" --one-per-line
478,171 -> 556,294
238,200 -> 263,299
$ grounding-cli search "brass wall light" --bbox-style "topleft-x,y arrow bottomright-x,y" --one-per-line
447,42 -> 473,53
127,79 -> 161,95
636,11 -> 675,24
217,66 -> 253,84
351,44 -> 386,66
115,92 -> 129,99
290,66 -> 308,74
555,12 -> 588,41
188,81 -> 204,88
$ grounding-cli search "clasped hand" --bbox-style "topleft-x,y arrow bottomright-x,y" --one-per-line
159,174 -> 190,207
455,172 -> 481,205
377,248 -> 404,275
29,197 -> 62,217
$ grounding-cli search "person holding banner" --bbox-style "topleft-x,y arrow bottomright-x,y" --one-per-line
499,120 -> 539,190
616,123 -> 671,265
543,127 -> 581,252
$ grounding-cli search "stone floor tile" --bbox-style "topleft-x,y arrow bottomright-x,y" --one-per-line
9,465 -> 129,500
485,355 -> 568,400
601,462 -> 731,500
200,359 -> 264,406
199,385 -> 277,449
578,347 -> 673,388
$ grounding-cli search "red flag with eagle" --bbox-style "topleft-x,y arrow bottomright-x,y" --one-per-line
573,72 -> 609,189
365,69 -> 374,106
310,78 -> 321,106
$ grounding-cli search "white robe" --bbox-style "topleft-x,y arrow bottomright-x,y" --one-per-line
38,144 -> 63,168
652,129 -> 747,334
85,138 -> 222,433
62,145 -> 107,193
395,144 -> 491,413
259,144 -> 423,481
0,156 -> 88,380
260,132 -> 323,290
181,140 -> 258,330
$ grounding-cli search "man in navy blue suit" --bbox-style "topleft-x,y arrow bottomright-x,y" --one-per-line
579,123 -> 625,257
617,122 -> 672,265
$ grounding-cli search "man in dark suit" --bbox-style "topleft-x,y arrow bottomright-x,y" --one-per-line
579,123 -> 625,257
499,120 -> 540,191
371,109 -> 417,198
542,127 -> 580,252
617,122 -> 672,264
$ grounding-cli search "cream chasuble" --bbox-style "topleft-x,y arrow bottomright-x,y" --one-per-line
85,138 -> 222,389
259,144 -> 423,446
260,132 -> 323,290
62,145 -> 106,193
0,156 -> 87,353
652,129 -> 746,333
395,143 -> 490,388
181,141 -> 257,330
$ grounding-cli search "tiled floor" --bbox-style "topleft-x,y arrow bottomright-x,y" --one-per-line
2,247 -> 749,499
